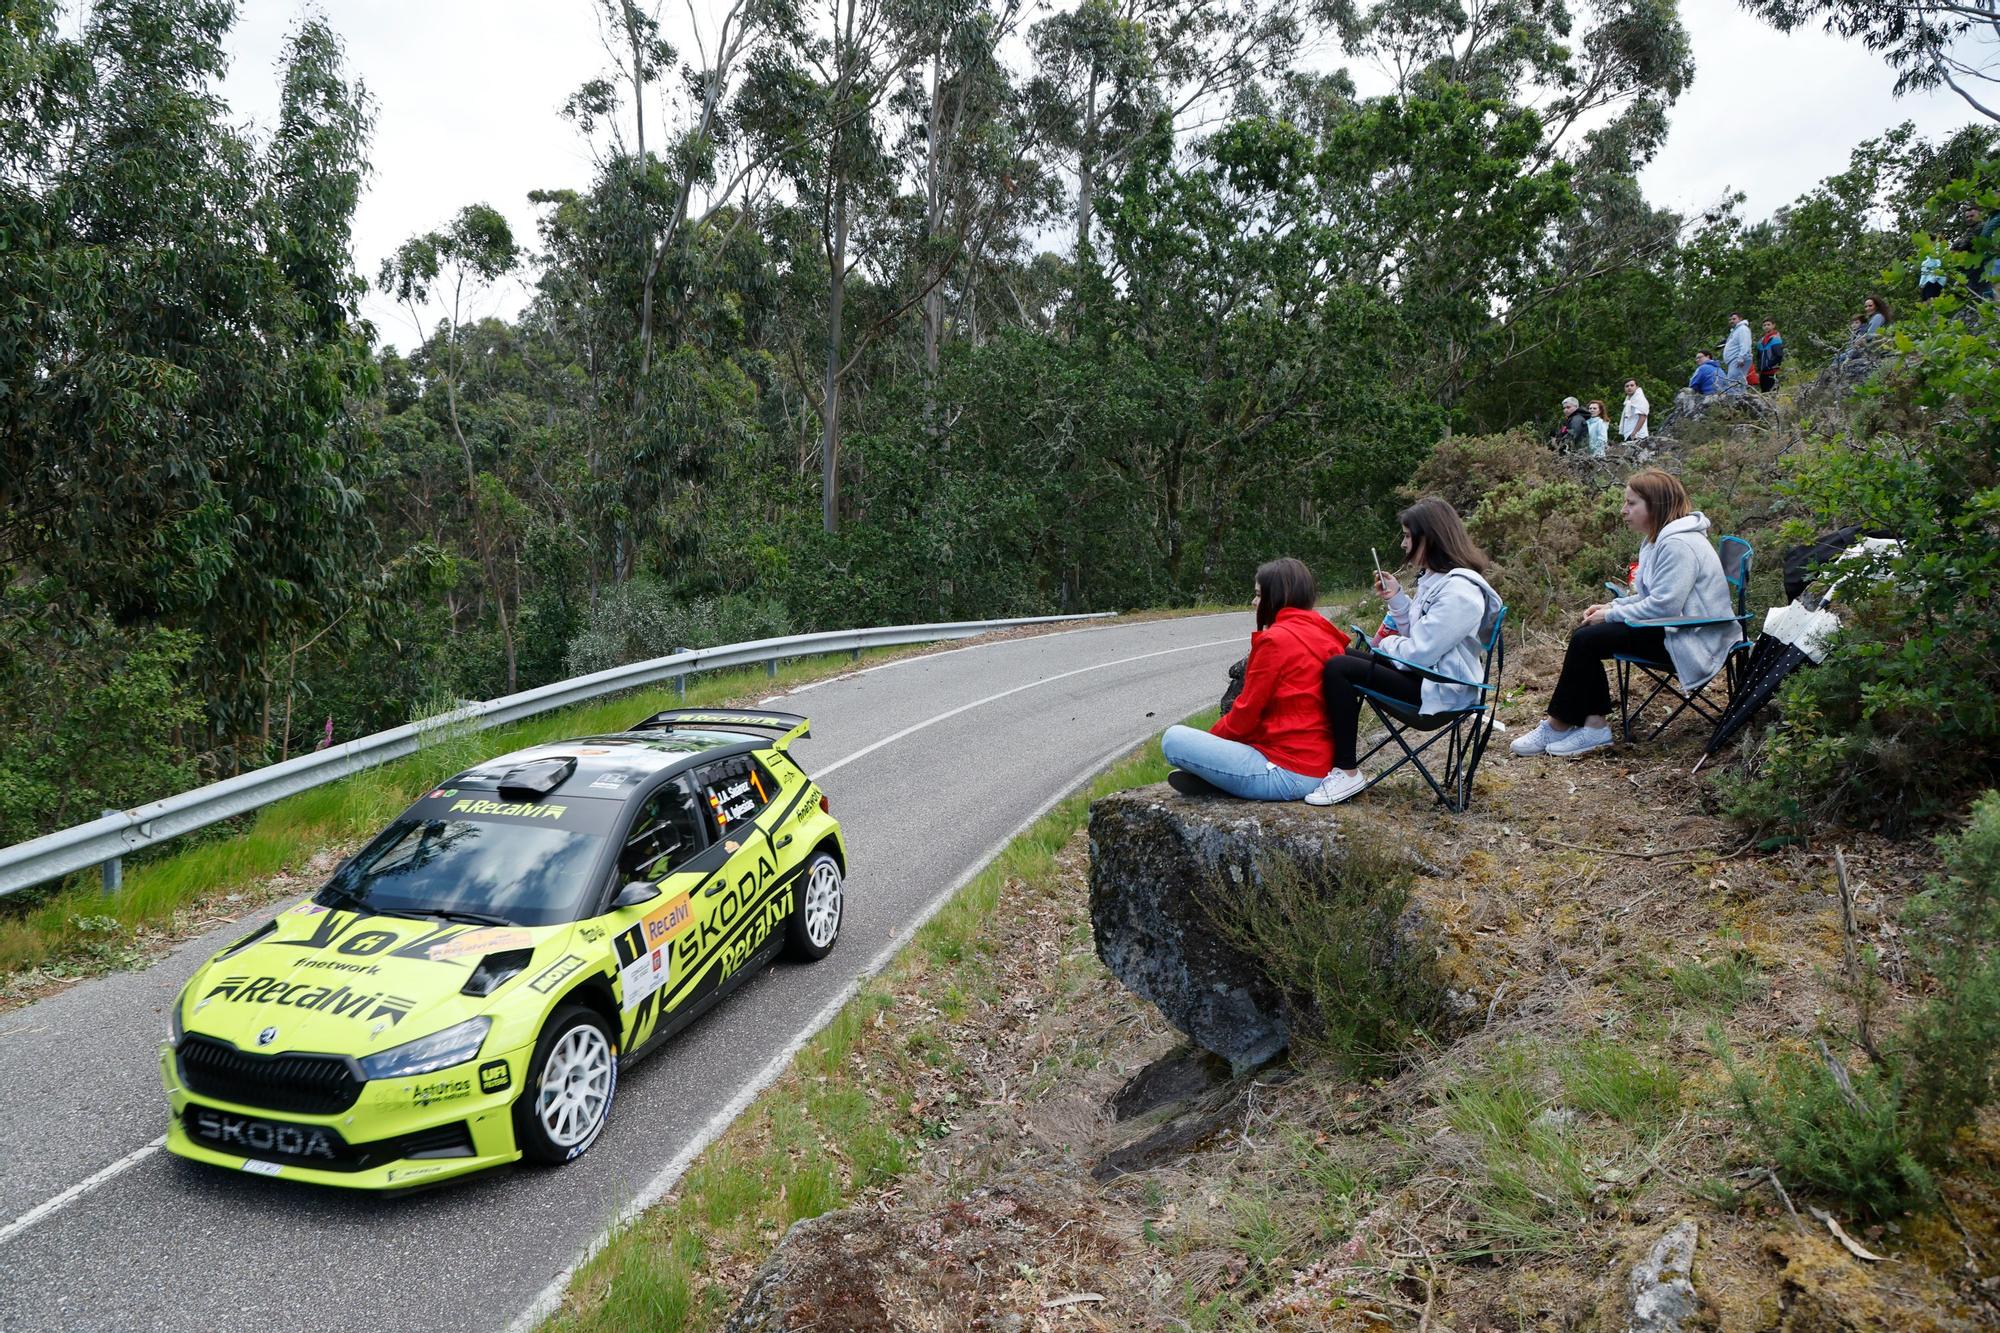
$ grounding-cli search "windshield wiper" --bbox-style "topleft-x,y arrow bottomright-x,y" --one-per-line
317,884 -> 430,922
422,908 -> 515,927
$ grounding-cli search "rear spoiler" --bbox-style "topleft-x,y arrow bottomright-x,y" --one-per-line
629,708 -> 812,750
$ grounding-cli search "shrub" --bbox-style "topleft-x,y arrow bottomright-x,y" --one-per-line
1713,791 -> 2000,1218
563,580 -> 794,678
1203,844 -> 1451,1076
1725,174 -> 2000,830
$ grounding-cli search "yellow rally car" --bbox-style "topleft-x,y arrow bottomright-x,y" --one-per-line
160,709 -> 845,1189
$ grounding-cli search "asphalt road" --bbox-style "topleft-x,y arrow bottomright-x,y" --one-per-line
0,613 -> 1246,1333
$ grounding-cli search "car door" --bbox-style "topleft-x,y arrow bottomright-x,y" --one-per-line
675,755 -> 786,1011
601,777 -> 709,1051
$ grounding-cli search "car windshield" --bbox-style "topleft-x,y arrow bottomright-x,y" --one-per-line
324,817 -> 604,926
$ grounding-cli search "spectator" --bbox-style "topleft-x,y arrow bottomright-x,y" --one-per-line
1755,320 -> 1784,394
1861,294 -> 1890,339
1619,378 -> 1650,442
1722,312 -> 1753,392
1688,350 -> 1720,395
1161,558 -> 1350,800
1585,400 -> 1610,457
1550,396 -> 1587,452
1510,469 -> 1736,759
1307,498 -> 1501,806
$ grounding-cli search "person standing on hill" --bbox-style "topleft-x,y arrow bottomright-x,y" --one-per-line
1688,351 -> 1720,396
1585,400 -> 1610,457
1756,320 -> 1784,394
1619,378 -> 1650,441
1161,558 -> 1350,800
1722,312 -> 1753,392
1550,396 -> 1587,452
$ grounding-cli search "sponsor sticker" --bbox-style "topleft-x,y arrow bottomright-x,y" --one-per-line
410,1076 -> 472,1108
426,927 -> 534,962
618,941 -> 671,1012
242,1160 -> 282,1177
642,894 -> 692,949
448,798 -> 568,821
588,770 -> 631,790
527,954 -> 586,994
388,1164 -> 445,1183
289,901 -> 328,916
478,1059 -> 511,1094
577,924 -> 605,943
203,975 -> 416,1027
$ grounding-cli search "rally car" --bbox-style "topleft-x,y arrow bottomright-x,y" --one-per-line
160,709 -> 845,1190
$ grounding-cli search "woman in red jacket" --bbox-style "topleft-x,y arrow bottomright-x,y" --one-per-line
1163,558 -> 1350,799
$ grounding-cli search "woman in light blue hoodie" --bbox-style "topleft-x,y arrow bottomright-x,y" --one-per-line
1308,497 -> 1503,806
1512,469 -> 1737,758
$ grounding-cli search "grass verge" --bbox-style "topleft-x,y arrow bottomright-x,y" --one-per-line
540,708 -> 1217,1331
1,645 -> 919,995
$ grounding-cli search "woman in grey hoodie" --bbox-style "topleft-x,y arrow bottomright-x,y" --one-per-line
1307,497 -> 1503,806
1512,469 -> 1736,758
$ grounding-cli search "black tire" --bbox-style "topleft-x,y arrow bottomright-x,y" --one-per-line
512,1003 -> 618,1166
786,852 -> 843,961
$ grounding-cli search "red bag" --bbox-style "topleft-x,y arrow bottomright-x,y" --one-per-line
1747,366 -> 1761,386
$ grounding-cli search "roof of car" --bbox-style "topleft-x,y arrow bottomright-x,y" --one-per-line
442,730 -> 763,801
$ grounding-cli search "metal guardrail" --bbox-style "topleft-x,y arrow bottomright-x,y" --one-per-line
0,614 -> 1114,899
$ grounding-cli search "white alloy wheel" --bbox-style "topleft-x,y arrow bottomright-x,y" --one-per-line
536,1023 -> 613,1148
803,859 -> 842,949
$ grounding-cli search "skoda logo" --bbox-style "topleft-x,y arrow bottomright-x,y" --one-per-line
257,1026 -> 278,1047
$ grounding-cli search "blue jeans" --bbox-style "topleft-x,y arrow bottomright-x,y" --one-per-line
1161,725 -> 1321,801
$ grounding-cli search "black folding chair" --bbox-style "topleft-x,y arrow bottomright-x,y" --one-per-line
1344,607 -> 1508,813
1611,536 -> 1755,744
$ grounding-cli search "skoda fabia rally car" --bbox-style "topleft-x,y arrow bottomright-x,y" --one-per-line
161,709 -> 844,1189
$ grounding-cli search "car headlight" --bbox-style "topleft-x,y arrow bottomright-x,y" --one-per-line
358,1017 -> 492,1081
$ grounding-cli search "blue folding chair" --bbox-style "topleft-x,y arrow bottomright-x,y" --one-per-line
1344,607 -> 1508,813
1611,536 -> 1755,744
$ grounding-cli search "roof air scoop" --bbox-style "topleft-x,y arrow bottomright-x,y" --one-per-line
496,756 -> 577,800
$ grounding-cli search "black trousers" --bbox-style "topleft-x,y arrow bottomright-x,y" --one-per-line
1547,621 -> 1669,725
1323,653 -> 1429,769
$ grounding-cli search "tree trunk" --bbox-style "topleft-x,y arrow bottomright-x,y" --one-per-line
922,47 -> 945,408
1075,65 -> 1098,264
821,174 -> 850,535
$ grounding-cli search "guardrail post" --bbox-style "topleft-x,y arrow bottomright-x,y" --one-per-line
675,673 -> 686,703
765,658 -> 778,678
851,647 -> 860,662
101,811 -> 122,897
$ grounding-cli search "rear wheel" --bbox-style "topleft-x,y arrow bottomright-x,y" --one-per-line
786,852 -> 842,961
513,1003 -> 618,1165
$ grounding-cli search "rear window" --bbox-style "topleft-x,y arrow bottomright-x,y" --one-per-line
326,815 -> 604,926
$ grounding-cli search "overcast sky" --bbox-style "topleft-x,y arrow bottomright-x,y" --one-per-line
215,0 -> 1985,341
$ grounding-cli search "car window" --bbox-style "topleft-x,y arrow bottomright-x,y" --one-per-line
695,756 -> 775,836
619,780 -> 706,882
328,818 -> 603,927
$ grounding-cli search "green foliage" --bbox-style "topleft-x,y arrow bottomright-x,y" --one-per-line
563,580 -> 794,677
1712,794 -> 2000,1219
1726,172 -> 2000,829
1205,845 -> 1451,1075
0,615 -> 206,848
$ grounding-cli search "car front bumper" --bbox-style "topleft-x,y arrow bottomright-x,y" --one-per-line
160,1039 -> 529,1190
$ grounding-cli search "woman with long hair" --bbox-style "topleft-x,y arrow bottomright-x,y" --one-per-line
1162,558 -> 1349,800
1585,400 -> 1610,457
1511,469 -> 1736,758
1307,498 -> 1502,806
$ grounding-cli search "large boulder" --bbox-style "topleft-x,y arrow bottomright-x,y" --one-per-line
1655,385 -> 1778,440
1087,786 -> 1480,1071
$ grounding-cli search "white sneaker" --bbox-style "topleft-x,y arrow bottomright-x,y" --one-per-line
1546,723 -> 1615,757
1509,719 -> 1562,756
1304,769 -> 1367,806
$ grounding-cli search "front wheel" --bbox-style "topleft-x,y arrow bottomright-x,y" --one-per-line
513,1004 -> 618,1165
786,852 -> 843,961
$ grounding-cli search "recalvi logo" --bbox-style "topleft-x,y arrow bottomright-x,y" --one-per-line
204,975 -> 416,1027
448,798 -> 567,820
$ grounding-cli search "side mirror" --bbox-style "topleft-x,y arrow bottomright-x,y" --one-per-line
612,880 -> 661,910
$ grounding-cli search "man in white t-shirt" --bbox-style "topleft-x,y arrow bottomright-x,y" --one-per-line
1619,378 -> 1650,441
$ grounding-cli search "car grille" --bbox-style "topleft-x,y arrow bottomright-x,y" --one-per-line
178,1035 -> 362,1114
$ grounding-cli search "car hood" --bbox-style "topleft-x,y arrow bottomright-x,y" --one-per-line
180,901 -> 573,1056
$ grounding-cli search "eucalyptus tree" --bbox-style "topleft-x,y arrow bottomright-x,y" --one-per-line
0,0 -> 377,763
378,205 -> 528,689
1737,0 -> 2000,122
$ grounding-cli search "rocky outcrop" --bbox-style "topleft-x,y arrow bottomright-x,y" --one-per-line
1087,786 -> 1481,1071
1655,385 -> 1778,441
1625,1219 -> 1700,1332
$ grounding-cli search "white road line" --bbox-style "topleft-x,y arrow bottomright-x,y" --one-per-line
0,1136 -> 164,1248
503,728 -> 1162,1333
811,637 -> 1238,778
